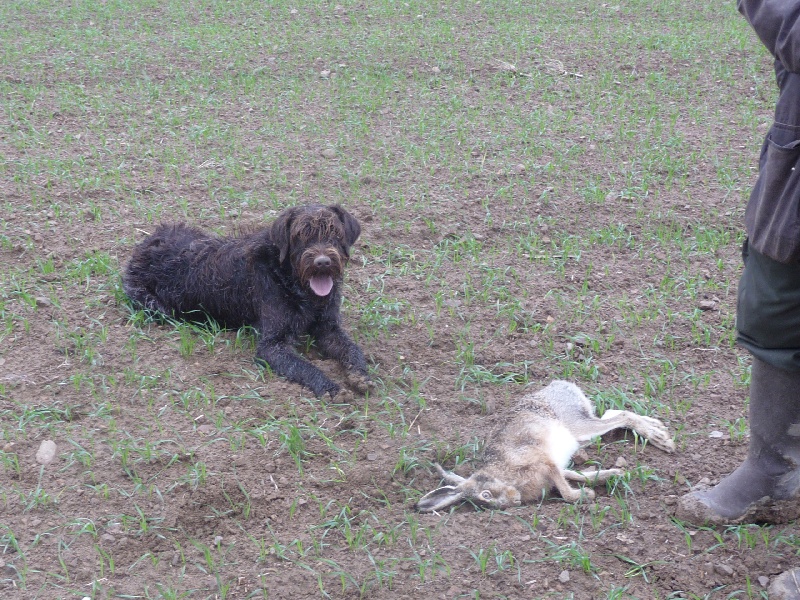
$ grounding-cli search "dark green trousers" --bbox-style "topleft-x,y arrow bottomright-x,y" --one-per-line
737,239 -> 800,372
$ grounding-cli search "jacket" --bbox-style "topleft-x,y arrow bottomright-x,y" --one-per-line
739,0 -> 800,262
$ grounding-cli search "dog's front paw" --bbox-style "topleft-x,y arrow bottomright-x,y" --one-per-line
333,387 -> 355,403
317,381 -> 339,397
345,371 -> 375,395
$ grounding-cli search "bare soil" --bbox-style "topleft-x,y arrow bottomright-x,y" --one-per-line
1,207 -> 782,599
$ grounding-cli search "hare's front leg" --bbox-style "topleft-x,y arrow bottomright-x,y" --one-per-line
553,468 -> 624,502
564,468 -> 624,484
550,468 -> 594,502
434,463 -> 467,485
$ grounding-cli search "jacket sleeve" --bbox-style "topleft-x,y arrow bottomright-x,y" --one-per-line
739,0 -> 800,72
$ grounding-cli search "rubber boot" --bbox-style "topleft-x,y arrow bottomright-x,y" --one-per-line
770,569 -> 800,600
676,357 -> 800,525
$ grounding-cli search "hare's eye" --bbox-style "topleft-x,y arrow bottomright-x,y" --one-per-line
479,490 -> 493,501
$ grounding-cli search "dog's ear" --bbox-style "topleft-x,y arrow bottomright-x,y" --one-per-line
270,207 -> 300,263
329,205 -> 361,248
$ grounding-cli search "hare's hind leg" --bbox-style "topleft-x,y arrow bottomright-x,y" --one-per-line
568,410 -> 675,452
599,410 -> 676,452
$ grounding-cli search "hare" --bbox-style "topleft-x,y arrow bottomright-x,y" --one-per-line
416,380 -> 676,512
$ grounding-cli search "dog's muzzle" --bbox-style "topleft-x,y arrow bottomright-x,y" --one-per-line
300,247 -> 343,297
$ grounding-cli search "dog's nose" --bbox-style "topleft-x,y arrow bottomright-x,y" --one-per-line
314,255 -> 331,268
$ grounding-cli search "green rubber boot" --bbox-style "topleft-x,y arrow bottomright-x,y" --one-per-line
676,357 -> 800,525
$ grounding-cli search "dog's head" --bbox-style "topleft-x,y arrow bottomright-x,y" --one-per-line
270,204 -> 361,298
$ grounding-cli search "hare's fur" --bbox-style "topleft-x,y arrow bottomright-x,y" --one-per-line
416,380 -> 675,512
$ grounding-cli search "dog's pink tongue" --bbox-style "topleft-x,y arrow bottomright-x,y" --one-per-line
309,275 -> 334,296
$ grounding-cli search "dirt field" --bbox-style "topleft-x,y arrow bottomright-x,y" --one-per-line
1,1 -> 796,599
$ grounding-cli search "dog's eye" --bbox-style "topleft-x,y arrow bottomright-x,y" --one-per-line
479,490 -> 493,501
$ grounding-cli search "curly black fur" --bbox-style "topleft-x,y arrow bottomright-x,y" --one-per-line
122,204 -> 369,397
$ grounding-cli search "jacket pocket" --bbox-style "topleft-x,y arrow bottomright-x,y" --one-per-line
745,126 -> 800,263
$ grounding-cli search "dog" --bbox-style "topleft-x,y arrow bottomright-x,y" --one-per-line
122,204 -> 371,398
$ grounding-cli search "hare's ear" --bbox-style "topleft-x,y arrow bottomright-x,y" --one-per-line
415,485 -> 465,513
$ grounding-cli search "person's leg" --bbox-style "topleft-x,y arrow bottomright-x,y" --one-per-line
676,241 -> 800,525
676,357 -> 800,524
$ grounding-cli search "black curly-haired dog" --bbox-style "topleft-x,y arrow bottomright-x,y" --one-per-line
122,204 -> 370,398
